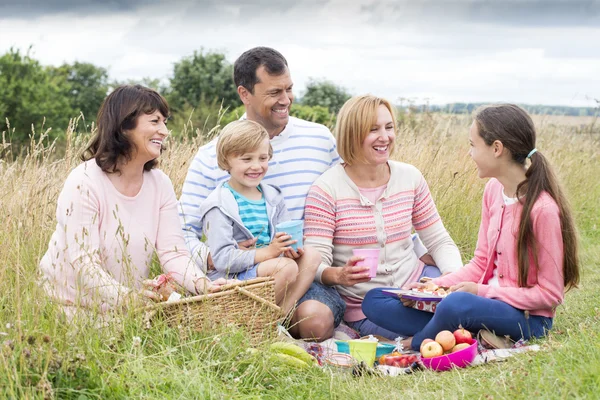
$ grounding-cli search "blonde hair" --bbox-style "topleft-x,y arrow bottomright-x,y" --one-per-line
335,95 -> 397,166
216,120 -> 273,171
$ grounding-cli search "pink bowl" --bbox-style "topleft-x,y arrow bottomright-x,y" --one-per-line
421,339 -> 478,371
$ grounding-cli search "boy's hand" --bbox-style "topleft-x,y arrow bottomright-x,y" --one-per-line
238,237 -> 258,250
267,232 -> 294,259
283,247 -> 303,259
283,234 -> 306,259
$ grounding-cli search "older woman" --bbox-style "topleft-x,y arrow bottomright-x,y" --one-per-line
304,95 -> 462,339
39,85 -> 227,316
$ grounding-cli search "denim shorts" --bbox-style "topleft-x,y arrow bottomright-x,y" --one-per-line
228,264 -> 259,280
297,282 -> 346,328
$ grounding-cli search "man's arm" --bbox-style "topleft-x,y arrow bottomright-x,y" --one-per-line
326,127 -> 342,166
178,145 -> 219,271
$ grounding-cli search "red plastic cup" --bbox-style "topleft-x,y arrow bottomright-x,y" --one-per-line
352,248 -> 380,278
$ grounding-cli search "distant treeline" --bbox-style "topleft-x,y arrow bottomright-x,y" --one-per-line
0,47 -> 349,148
1,46 -> 597,150
408,103 -> 599,117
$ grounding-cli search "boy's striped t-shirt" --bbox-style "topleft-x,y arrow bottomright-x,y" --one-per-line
224,183 -> 271,247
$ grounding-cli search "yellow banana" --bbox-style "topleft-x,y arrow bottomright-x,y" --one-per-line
269,342 -> 317,365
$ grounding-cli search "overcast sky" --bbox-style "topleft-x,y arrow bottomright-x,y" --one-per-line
1,0 -> 599,107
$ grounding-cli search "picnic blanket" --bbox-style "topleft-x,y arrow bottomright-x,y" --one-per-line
276,324 -> 541,376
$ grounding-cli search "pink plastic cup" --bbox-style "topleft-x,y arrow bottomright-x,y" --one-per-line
352,248 -> 380,278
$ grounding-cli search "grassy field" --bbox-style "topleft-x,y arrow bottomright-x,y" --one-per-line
0,113 -> 599,399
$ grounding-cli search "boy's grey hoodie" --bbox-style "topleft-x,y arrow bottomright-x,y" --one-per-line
198,182 -> 291,279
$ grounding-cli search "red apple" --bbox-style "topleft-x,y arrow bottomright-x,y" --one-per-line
420,341 -> 444,358
451,343 -> 471,353
453,328 -> 473,344
435,330 -> 456,352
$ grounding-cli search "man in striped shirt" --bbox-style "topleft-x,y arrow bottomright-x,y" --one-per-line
179,47 -> 344,340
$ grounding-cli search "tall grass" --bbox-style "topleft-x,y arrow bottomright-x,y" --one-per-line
1,113 -> 599,399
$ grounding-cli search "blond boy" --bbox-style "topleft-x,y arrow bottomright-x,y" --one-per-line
198,120 -> 320,315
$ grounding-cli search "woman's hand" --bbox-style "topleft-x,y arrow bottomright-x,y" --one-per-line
450,282 -> 478,295
208,278 -> 239,293
334,256 -> 371,286
398,282 -> 422,308
140,280 -> 163,302
121,285 -> 161,311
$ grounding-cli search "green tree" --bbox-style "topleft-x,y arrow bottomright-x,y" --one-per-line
168,49 -> 238,111
290,104 -> 335,128
0,48 -> 72,145
49,61 -> 110,124
300,78 -> 351,114
112,77 -> 168,93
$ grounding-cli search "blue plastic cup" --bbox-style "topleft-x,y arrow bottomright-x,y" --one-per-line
275,220 -> 304,251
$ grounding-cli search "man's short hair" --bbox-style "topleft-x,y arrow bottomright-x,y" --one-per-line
216,120 -> 273,171
335,95 -> 397,166
233,47 -> 288,93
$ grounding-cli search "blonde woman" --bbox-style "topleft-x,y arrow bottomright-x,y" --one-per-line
304,95 -> 462,338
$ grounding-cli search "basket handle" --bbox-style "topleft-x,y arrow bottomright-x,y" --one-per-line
216,276 -> 273,292
235,286 -> 282,314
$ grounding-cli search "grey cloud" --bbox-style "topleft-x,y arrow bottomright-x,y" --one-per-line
361,0 -> 600,28
177,0 -> 328,25
0,0 -> 168,18
0,0 -> 328,20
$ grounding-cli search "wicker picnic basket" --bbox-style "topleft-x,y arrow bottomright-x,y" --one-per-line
152,277 -> 284,344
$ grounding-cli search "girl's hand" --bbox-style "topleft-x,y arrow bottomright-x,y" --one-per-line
402,281 -> 427,290
450,282 -> 478,295
335,256 -> 371,287
266,232 -> 294,258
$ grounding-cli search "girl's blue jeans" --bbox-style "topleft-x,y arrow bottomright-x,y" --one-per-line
362,289 -> 553,351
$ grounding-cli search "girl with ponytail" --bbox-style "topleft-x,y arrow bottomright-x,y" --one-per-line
362,104 -> 580,350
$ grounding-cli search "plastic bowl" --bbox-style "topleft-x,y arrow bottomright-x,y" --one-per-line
335,340 -> 349,354
324,353 -> 355,373
421,339 -> 478,371
375,343 -> 396,358
335,341 -> 396,358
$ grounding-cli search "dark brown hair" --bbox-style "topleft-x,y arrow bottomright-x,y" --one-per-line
233,47 -> 288,94
81,85 -> 170,173
474,104 -> 579,290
